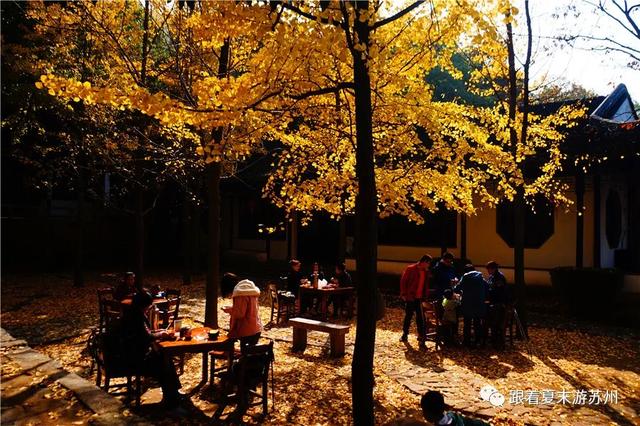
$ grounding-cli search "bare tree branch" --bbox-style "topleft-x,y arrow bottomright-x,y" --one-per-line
371,0 -> 426,30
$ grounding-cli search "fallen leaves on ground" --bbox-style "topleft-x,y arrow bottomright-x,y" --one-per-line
2,272 -> 639,425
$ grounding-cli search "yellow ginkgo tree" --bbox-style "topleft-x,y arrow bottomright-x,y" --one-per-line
32,0 -> 301,327
262,2 -> 585,420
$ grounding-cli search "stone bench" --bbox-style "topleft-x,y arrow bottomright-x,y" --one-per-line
289,317 -> 350,357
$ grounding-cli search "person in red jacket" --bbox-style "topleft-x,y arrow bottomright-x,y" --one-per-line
400,254 -> 432,347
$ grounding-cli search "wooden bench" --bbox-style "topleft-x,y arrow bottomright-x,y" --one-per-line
289,317 -> 350,357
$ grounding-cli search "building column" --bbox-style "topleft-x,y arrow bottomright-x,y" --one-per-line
575,172 -> 585,267
628,174 -> 640,271
338,217 -> 347,261
287,211 -> 298,260
460,213 -> 467,261
593,173 -> 601,268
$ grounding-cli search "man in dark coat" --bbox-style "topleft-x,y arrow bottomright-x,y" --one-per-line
454,265 -> 489,347
121,292 -> 182,408
486,261 -> 510,349
399,254 -> 432,347
431,252 -> 457,300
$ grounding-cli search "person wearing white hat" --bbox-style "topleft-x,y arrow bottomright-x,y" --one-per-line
221,275 -> 263,348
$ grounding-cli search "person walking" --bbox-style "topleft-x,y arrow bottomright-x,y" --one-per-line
399,254 -> 432,348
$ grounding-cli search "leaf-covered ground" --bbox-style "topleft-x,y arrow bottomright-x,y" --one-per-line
2,272 -> 639,425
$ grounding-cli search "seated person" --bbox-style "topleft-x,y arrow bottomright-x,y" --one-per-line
421,390 -> 489,426
329,262 -> 352,287
328,262 -> 353,317
286,259 -> 305,295
288,259 -> 315,313
113,271 -> 136,301
221,277 -> 263,349
441,289 -> 460,345
120,292 -> 183,409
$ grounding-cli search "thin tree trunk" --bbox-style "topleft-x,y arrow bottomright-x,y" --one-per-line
204,161 -> 221,327
133,0 -> 150,293
182,191 -> 193,285
352,2 -> 377,424
73,170 -> 85,287
506,3 -> 530,335
135,187 -> 145,291
513,190 -> 527,334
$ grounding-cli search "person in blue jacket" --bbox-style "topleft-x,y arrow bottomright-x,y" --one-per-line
454,264 -> 489,347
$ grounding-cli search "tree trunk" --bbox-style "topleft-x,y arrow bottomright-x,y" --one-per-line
135,187 -> 145,292
203,38 -> 230,328
182,191 -> 193,285
506,5 -> 530,335
73,171 -> 85,288
351,3 -> 378,424
513,189 -> 527,335
204,162 -> 222,328
133,0 -> 150,293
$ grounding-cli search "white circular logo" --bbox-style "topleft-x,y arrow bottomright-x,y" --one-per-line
480,384 -> 505,407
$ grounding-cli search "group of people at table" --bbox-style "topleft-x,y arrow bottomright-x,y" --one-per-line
284,259 -> 353,317
400,252 -> 512,350
106,272 -> 263,413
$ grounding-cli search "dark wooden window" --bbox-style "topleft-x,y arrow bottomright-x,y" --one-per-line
378,210 -> 457,248
496,196 -> 554,249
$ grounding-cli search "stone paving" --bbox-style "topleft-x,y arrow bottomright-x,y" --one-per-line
0,328 -> 148,426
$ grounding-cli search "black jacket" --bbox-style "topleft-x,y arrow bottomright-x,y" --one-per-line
121,307 -> 154,365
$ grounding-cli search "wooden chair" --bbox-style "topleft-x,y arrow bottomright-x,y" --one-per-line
97,287 -> 114,330
214,340 -> 275,421
209,338 -> 241,386
100,299 -> 124,330
422,301 -> 443,350
268,282 -> 295,326
90,330 -> 142,407
156,289 -> 181,329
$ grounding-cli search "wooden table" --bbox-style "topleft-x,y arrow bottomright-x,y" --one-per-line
120,297 -> 168,306
298,286 -> 355,320
158,327 -> 231,385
